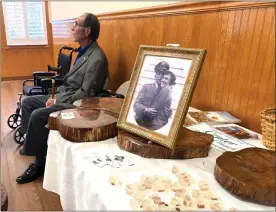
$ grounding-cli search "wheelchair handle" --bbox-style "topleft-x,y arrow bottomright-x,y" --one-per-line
60,46 -> 78,52
61,46 -> 74,50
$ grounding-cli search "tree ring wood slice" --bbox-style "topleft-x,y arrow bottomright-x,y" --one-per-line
48,108 -> 119,142
214,147 -> 275,206
74,97 -> 123,113
117,127 -> 213,159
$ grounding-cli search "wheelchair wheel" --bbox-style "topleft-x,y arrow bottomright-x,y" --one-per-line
7,114 -> 21,129
13,127 -> 25,145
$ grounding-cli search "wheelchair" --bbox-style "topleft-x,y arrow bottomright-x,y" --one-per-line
10,46 -> 76,145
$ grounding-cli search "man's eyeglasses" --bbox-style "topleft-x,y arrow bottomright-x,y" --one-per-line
73,21 -> 85,28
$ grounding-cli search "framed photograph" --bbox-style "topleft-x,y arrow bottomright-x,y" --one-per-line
117,45 -> 206,149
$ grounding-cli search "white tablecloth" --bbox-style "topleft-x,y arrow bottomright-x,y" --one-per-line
43,130 -> 274,211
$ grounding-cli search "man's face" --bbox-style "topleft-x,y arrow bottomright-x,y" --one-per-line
72,14 -> 90,42
154,63 -> 169,85
161,74 -> 171,88
155,71 -> 164,85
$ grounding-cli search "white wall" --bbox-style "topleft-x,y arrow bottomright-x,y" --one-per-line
49,1 -> 182,21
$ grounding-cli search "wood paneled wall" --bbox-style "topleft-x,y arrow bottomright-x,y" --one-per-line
51,1 -> 275,133
1,3 -> 54,79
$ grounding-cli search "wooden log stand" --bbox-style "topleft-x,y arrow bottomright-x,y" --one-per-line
117,127 -> 213,159
48,108 -> 119,142
214,147 -> 275,206
48,97 -> 123,142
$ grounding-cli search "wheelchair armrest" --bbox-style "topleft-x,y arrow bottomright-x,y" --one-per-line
40,78 -> 63,88
33,71 -> 56,77
23,79 -> 34,86
47,65 -> 61,73
29,86 -> 46,95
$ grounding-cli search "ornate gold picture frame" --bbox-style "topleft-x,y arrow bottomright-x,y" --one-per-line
117,45 -> 206,149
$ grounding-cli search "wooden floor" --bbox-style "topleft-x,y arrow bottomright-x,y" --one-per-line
1,80 -> 62,211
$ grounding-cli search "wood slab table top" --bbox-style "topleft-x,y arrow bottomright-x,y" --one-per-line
214,147 -> 275,206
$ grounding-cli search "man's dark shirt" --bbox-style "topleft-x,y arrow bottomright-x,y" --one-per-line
74,43 -> 93,65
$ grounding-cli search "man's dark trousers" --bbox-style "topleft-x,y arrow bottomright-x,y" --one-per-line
20,95 -> 74,157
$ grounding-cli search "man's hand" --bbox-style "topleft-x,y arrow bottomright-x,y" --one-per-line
165,108 -> 173,118
46,97 -> 56,107
144,108 -> 157,118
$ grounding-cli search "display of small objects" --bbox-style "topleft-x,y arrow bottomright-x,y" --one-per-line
108,165 -> 238,211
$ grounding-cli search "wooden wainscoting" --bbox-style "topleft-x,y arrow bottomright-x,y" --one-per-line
51,1 -> 275,133
1,3 -> 54,79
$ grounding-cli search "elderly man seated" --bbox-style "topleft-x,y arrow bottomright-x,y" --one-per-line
16,13 -> 109,184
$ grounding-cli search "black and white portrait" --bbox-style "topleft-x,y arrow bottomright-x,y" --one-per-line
126,55 -> 192,136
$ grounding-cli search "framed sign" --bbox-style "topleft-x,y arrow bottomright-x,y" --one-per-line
117,45 -> 206,149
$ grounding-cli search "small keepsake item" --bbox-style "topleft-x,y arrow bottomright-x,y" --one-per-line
61,112 -> 75,120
